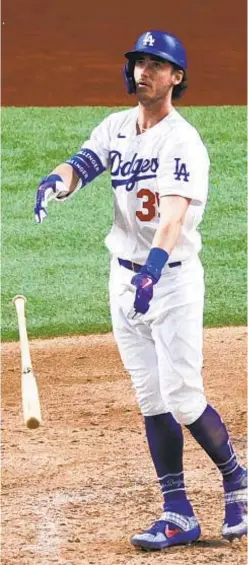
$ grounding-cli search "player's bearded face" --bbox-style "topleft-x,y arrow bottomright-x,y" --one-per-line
134,56 -> 179,103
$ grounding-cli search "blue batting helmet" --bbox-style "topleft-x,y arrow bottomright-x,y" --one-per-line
124,30 -> 187,94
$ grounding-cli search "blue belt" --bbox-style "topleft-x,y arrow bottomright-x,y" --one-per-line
118,258 -> 182,273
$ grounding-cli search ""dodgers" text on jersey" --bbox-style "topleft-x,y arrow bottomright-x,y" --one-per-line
110,151 -> 159,191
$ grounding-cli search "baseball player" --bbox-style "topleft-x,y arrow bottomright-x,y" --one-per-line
34,30 -> 247,550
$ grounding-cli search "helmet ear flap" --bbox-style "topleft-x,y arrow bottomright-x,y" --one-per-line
123,60 -> 136,94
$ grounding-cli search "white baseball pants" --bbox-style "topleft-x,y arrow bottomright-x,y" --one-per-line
109,255 -> 207,425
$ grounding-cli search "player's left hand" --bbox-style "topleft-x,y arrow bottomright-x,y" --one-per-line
131,273 -> 156,315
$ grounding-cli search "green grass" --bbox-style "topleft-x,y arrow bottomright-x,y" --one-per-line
2,106 -> 247,340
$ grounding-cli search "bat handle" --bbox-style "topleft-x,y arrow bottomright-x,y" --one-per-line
13,295 -> 32,371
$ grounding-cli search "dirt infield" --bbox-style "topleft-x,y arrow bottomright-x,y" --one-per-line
2,0 -> 246,107
2,327 -> 247,565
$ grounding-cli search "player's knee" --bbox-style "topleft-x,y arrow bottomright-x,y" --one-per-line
136,391 -> 166,416
130,369 -> 167,416
168,393 -> 207,425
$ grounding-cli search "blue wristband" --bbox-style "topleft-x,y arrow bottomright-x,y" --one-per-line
141,247 -> 169,282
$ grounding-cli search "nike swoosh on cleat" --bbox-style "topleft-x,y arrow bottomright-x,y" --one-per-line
165,525 -> 181,538
117,133 -> 126,138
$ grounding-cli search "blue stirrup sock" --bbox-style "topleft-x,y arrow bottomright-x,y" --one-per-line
145,413 -> 193,513
186,404 -> 245,491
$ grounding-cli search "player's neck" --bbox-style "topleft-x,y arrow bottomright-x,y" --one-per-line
137,99 -> 174,134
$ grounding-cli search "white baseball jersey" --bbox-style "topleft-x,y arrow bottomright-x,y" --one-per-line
81,106 -> 210,264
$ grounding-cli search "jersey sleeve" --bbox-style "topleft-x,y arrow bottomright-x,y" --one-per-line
157,139 -> 210,205
81,115 -> 111,169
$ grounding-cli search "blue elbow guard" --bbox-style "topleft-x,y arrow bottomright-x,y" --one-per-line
66,149 -> 106,187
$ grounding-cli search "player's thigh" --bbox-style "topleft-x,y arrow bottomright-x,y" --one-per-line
110,290 -> 167,416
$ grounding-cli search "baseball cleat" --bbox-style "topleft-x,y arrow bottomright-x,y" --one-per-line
130,511 -> 201,550
222,487 -> 248,540
222,469 -> 247,541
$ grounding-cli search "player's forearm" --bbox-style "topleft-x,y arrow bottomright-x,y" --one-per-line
34,148 -> 106,222
151,194 -> 190,254
138,219 -> 182,284
151,220 -> 182,254
51,163 -> 80,193
137,196 -> 189,283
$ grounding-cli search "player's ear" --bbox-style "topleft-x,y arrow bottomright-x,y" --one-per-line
172,69 -> 184,86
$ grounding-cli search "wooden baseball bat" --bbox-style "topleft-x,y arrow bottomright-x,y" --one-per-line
12,295 -> 42,429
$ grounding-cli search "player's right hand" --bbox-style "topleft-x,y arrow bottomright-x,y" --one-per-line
34,174 -> 68,223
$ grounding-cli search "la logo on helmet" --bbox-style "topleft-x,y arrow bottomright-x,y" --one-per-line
143,32 -> 155,46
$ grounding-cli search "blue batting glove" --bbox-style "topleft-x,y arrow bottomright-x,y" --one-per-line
34,174 -> 66,223
131,273 -> 157,315
131,248 -> 169,316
